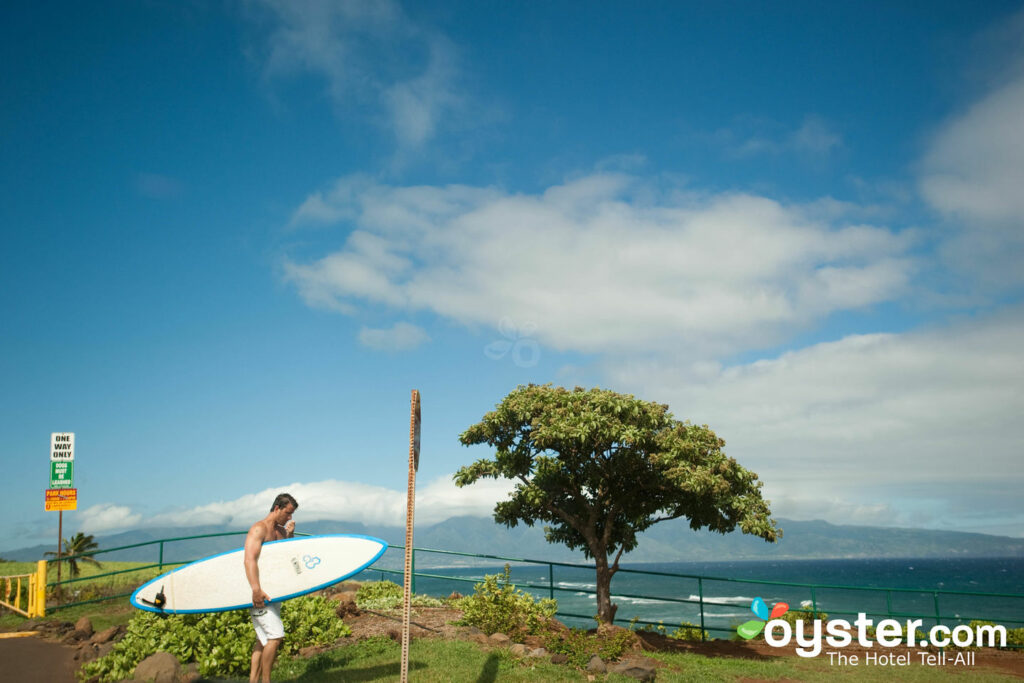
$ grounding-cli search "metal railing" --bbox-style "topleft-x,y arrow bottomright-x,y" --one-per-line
25,533 -> 1024,646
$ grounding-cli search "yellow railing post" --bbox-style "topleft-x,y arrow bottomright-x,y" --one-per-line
31,560 -> 47,618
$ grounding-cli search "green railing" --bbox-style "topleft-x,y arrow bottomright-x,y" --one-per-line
41,533 -> 1024,646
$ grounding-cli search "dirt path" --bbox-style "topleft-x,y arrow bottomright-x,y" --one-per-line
0,635 -> 78,683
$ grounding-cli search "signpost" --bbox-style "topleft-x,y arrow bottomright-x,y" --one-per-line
401,391 -> 421,683
47,432 -> 76,596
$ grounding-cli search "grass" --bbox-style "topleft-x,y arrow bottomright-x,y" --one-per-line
0,560 -> 160,631
270,636 -> 1024,682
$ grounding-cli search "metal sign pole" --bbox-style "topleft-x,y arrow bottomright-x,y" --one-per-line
400,390 -> 421,683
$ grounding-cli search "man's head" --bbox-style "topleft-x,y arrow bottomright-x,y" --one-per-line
270,493 -> 298,513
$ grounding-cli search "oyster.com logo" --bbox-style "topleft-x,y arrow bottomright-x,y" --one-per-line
737,597 -> 789,639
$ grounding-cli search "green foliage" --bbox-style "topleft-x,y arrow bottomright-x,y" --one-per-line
77,595 -> 350,682
456,384 -> 780,622
543,627 -> 637,668
628,617 -> 708,641
777,609 -> 828,628
455,565 -> 557,638
354,580 -> 443,610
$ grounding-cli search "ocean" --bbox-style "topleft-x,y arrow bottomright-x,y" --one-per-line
358,556 -> 1024,635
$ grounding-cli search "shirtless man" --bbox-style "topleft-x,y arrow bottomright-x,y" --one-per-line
244,493 -> 298,683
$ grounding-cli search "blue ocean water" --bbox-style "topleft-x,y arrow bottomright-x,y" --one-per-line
360,556 -> 1024,635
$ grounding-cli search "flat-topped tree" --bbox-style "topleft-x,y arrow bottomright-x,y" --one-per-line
455,384 -> 781,625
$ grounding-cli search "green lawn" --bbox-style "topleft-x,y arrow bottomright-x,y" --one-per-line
269,636 -> 1020,682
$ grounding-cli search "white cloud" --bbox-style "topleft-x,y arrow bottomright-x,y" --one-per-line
284,173 -> 914,358
918,64 -> 1024,290
358,321 -> 429,351
251,0 -> 463,152
80,504 -> 143,534
136,476 -> 513,530
920,78 -> 1024,225
604,309 -> 1024,533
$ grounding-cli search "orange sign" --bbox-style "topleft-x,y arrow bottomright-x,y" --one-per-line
45,488 -> 77,511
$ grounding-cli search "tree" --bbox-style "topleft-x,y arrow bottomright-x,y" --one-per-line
455,384 -> 781,625
45,532 -> 102,577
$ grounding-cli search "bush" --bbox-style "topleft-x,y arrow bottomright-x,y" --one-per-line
77,595 -> 350,682
777,609 -> 828,628
628,617 -> 707,641
543,627 -> 637,668
354,580 -> 443,610
455,565 -> 557,638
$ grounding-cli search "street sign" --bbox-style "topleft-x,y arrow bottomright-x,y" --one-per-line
45,488 -> 77,511
50,433 -> 74,461
50,461 -> 74,488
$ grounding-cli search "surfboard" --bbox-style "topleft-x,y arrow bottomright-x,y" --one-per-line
130,534 -> 388,614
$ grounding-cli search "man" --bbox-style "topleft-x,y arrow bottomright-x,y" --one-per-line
244,493 -> 298,683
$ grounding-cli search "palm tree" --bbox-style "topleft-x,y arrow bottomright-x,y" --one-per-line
45,532 -> 102,577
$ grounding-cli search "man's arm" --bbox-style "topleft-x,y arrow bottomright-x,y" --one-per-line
244,525 -> 270,607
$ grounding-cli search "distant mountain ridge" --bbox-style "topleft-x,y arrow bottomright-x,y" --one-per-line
5,517 -> 1021,565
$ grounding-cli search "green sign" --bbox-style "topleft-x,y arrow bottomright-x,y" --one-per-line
50,460 -> 74,488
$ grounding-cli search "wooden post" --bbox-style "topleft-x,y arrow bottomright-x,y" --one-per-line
56,510 -> 63,601
400,390 -> 421,683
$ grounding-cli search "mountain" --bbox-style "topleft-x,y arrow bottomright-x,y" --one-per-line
4,517 -> 1021,565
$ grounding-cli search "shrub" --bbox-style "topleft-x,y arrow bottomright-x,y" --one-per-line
455,565 -> 557,638
628,617 -> 707,641
77,595 -> 350,682
777,609 -> 828,628
354,580 -> 443,610
543,627 -> 637,668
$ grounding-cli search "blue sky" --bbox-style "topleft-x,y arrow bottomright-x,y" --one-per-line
3,1 -> 1024,553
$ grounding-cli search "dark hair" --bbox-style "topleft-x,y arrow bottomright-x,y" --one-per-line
270,493 -> 298,512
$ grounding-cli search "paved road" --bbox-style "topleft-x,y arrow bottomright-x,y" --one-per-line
0,635 -> 78,682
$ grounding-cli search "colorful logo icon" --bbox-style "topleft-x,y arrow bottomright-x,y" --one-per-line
303,554 -> 321,570
737,597 -> 789,639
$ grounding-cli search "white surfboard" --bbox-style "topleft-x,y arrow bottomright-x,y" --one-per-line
130,534 -> 388,614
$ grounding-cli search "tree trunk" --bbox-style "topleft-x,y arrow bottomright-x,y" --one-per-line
593,553 -> 618,624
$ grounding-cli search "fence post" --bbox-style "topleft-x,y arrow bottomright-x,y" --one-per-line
698,576 -> 706,642
811,586 -> 818,618
411,547 -> 416,595
886,590 -> 893,620
33,560 -> 47,618
159,541 -> 164,572
549,564 -> 554,601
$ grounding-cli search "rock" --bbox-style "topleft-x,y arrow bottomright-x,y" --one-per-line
523,635 -> 544,648
488,632 -> 511,647
75,617 -> 94,637
17,619 -> 40,632
95,642 -> 115,659
181,662 -> 201,683
586,655 -> 607,673
550,653 -> 569,664
90,625 -> 124,645
133,651 -> 180,683
459,625 -> 483,636
448,591 -> 463,600
610,658 -> 658,681
333,590 -> 358,604
509,643 -> 529,656
528,647 -> 547,658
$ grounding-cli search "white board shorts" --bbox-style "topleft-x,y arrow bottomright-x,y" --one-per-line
250,602 -> 284,645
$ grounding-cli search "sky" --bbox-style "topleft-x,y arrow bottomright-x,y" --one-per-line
3,1 -> 1024,553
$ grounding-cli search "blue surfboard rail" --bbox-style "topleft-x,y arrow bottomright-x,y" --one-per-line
130,533 -> 388,614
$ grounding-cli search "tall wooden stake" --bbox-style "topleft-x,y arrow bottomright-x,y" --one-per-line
56,510 -> 63,600
401,390 -> 421,683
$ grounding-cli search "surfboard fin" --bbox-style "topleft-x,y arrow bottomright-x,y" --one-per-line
140,585 -> 167,613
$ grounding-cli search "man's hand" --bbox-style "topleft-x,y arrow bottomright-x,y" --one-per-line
252,588 -> 270,608
283,520 -> 295,536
